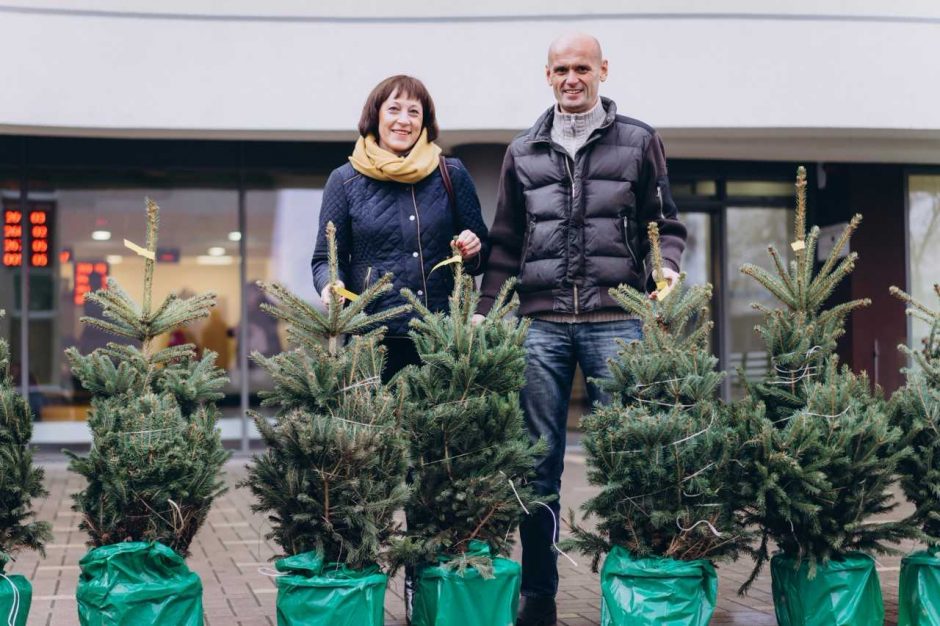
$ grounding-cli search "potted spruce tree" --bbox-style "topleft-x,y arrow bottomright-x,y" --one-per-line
0,311 -> 52,626
889,283 -> 940,626
243,222 -> 410,626
395,260 -> 543,626
566,224 -> 751,626
66,199 -> 229,626
732,167 -> 919,626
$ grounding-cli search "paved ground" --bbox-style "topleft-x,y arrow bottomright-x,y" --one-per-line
11,447 -> 915,626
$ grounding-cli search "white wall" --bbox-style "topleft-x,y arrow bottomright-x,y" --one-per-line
2,1 -> 940,161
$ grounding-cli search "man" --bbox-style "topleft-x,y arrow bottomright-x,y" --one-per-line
475,33 -> 686,626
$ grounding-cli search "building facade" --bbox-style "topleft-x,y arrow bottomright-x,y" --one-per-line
2,1 -> 939,446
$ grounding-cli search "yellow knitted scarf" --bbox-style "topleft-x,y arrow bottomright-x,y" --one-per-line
349,130 -> 442,183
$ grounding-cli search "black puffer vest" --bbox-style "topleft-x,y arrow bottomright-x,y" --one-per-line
480,98 -> 685,317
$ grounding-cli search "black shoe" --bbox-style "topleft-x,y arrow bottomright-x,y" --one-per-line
517,595 -> 557,626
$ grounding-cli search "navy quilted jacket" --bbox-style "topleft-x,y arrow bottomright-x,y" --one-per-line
311,157 -> 490,337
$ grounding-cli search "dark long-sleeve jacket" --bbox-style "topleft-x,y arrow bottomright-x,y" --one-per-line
312,157 -> 489,336
478,98 -> 687,317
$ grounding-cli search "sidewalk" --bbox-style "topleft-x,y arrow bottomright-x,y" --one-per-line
13,447 -> 912,626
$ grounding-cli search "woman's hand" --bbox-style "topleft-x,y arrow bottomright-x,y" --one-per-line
455,230 -> 481,260
320,280 -> 346,307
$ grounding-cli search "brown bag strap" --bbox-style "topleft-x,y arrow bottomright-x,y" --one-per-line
438,155 -> 460,232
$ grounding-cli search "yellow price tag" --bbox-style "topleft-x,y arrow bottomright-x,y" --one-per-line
656,279 -> 669,292
124,239 -> 156,260
333,286 -> 359,302
430,254 -> 462,275
791,240 -> 806,252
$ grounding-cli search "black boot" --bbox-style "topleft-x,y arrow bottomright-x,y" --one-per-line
517,595 -> 557,626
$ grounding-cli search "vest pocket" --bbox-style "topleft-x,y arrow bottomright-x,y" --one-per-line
521,217 -> 536,261
621,216 -> 641,268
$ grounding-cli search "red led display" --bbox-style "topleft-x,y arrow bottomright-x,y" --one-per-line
2,204 -> 52,268
74,261 -> 109,305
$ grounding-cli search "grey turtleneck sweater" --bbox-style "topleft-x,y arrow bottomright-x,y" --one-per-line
538,99 -> 635,324
551,100 -> 607,158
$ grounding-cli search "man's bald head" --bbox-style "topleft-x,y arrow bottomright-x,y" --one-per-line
547,33 -> 603,65
545,33 -> 607,113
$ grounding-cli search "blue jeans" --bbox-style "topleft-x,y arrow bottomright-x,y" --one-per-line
519,318 -> 643,598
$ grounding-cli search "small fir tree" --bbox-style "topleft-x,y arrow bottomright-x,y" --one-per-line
395,257 -> 542,575
66,199 -> 229,555
244,222 -> 410,568
733,167 -> 919,591
889,284 -> 940,547
567,224 -> 750,571
0,311 -> 52,570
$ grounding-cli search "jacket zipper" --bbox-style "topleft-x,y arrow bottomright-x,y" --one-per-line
411,186 -> 429,306
656,184 -> 664,217
564,156 -> 579,315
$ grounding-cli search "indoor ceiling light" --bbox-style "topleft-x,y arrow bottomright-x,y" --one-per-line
197,255 -> 233,266
207,246 -> 226,256
91,230 -> 112,241
228,231 -> 242,242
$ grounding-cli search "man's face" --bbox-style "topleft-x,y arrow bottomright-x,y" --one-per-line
546,41 -> 607,114
545,40 -> 607,113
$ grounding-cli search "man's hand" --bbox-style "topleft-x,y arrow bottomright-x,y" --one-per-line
455,230 -> 482,260
320,280 -> 346,307
649,267 -> 679,300
471,314 -> 486,326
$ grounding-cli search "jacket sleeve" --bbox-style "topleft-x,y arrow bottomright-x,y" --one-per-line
637,133 -> 687,290
449,159 -> 490,276
477,146 -> 526,315
311,169 -> 352,295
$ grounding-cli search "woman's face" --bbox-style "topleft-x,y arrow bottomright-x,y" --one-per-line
376,90 -> 423,155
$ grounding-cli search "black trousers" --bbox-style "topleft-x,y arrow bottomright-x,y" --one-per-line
380,336 -> 421,384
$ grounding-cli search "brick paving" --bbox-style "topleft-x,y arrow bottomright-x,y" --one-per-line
10,447 -> 915,626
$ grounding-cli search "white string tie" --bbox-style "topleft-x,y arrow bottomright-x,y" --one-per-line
612,417 -> 715,456
670,418 -> 714,447
676,518 -> 722,538
338,376 -> 381,393
531,502 -> 578,568
802,405 -> 852,419
423,444 -> 500,466
328,415 -> 389,429
504,476 -> 577,568
628,396 -> 697,409
2,573 -> 20,626
633,375 -> 696,389
258,567 -> 287,578
505,476 -> 530,516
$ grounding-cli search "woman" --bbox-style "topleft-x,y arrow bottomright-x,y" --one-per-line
311,75 -> 489,382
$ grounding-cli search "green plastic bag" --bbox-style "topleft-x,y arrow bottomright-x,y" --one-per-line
274,552 -> 387,626
899,550 -> 940,626
411,540 -> 520,626
76,541 -> 203,626
0,571 -> 31,626
599,545 -> 717,626
770,551 -> 883,626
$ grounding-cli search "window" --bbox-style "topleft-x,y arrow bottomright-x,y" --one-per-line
908,174 -> 940,354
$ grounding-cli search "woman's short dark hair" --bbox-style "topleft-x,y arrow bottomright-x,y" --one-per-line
358,75 -> 439,142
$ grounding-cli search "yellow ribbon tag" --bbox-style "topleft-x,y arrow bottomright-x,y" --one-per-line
124,239 -> 155,260
430,254 -> 462,275
654,279 -> 675,302
791,240 -> 806,252
333,286 -> 359,302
